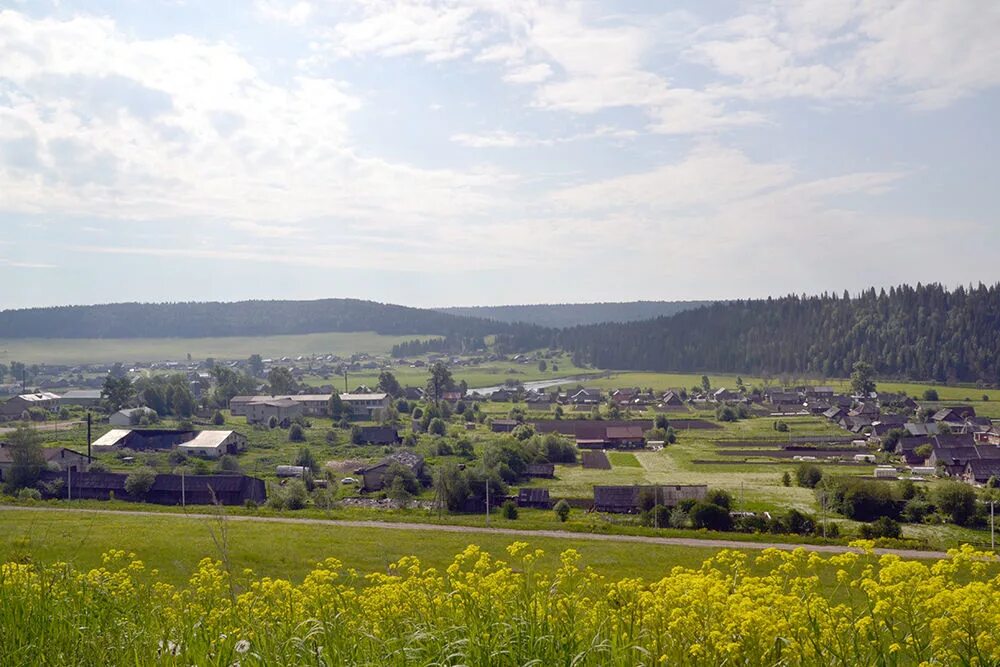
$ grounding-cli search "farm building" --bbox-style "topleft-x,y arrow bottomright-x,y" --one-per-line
340,393 -> 391,420
353,426 -> 401,445
524,463 -> 555,478
37,470 -> 266,505
0,445 -> 92,484
0,392 -> 61,419
962,460 -> 1000,485
109,407 -> 158,426
247,398 -> 303,425
660,391 -> 684,407
593,484 -> 707,513
276,465 -> 308,478
575,424 -> 645,450
933,407 -> 977,423
59,389 -> 103,408
490,419 -> 519,433
517,488 -> 551,508
356,451 -> 424,492
91,429 -> 247,458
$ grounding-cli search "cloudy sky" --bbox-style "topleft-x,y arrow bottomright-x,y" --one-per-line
1,1 -> 998,310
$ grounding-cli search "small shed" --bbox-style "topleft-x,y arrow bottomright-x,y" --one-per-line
517,488 -> 551,509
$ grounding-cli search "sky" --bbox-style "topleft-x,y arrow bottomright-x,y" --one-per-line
1,0 -> 998,310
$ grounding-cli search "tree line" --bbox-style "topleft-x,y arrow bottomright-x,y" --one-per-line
556,283 -> 1000,384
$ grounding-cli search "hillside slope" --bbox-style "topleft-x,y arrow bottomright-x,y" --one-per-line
0,299 -> 550,347
557,284 -> 1000,383
440,300 -> 712,327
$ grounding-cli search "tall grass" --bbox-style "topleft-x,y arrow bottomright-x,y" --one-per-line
2,541 -> 999,665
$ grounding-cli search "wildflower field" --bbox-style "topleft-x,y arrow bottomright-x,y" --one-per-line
3,541 -> 1000,666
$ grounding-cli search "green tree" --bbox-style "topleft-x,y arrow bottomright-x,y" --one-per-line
922,388 -> 939,401
2,426 -> 45,492
426,362 -> 455,402
701,375 -> 711,393
247,354 -> 264,378
428,418 -> 447,436
124,467 -> 157,501
288,424 -> 306,442
934,482 -> 977,525
537,360 -> 547,372
295,446 -> 318,472
328,393 -> 345,419
377,371 -> 403,398
554,499 -> 571,522
690,501 -> 732,531
212,411 -> 225,425
850,361 -> 877,396
782,471 -> 792,487
795,463 -> 823,488
102,375 -> 134,411
268,366 -> 297,395
169,386 -> 196,418
502,499 -> 518,520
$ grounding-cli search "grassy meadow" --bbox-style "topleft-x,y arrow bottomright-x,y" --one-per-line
0,331 -> 437,365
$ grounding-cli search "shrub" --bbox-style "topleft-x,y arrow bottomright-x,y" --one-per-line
124,467 -> 157,501
502,500 -> 518,520
88,461 -> 110,473
781,471 -> 791,487
690,502 -> 732,531
900,498 -> 931,523
922,388 -> 939,401
295,447 -> 318,472
716,406 -> 738,422
267,416 -> 278,429
934,482 -> 977,526
774,421 -> 789,432
212,411 -> 225,425
795,463 -> 823,488
823,477 -> 901,522
17,487 -> 41,501
288,424 -> 306,442
428,418 -> 447,436
860,516 -> 902,540
217,455 -> 241,473
705,489 -> 733,511
554,499 -> 570,522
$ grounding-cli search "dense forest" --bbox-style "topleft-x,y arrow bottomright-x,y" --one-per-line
440,300 -> 712,327
0,299 -> 550,348
556,284 -> 1000,384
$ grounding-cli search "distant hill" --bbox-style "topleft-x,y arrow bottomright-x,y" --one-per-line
0,299 -> 550,349
439,301 -> 712,327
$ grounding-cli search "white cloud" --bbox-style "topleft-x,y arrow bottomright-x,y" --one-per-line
451,125 -> 636,148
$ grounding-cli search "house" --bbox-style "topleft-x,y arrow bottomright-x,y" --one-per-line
401,387 -> 425,401
849,402 -> 880,418
896,438 -> 933,465
962,460 -> 1000,485
525,393 -> 553,410
59,389 -> 103,408
524,463 -> 555,478
356,451 -> 424,492
109,407 -> 158,427
490,388 -> 516,402
933,407 -> 977,423
228,395 -> 259,416
661,391 -> 684,407
823,406 -> 848,421
593,484 -> 707,513
0,445 -> 92,484
517,488 -> 551,508
878,393 -> 918,411
441,391 -> 464,403
490,419 -> 519,433
175,431 -> 247,458
247,398 -> 303,426
905,422 -> 941,437
569,388 -> 602,405
353,426 -> 401,445
712,388 -> 738,402
36,470 -> 266,505
611,388 -> 639,404
339,392 -> 390,420
805,386 -> 835,399
928,435 -> 1000,476
0,392 -> 61,419
292,394 -> 335,416
765,390 -> 801,407
605,425 -> 645,449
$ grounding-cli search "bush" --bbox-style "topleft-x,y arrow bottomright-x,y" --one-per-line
283,480 -> 309,510
428,418 -> 447,436
502,500 -> 518,520
934,482 -> 977,526
124,467 -> 157,501
288,424 -> 306,442
217,455 -> 241,473
823,477 -> 901,522
781,471 -> 791,487
860,516 -> 902,539
88,461 -> 110,473
295,447 -> 318,472
554,499 -> 570,522
17,487 -> 41,501
795,463 -> 823,488
900,498 -> 931,523
922,388 -> 939,401
267,416 -> 278,429
705,489 -> 733,511
690,502 -> 732,531
774,420 -> 789,432
715,406 -> 738,422
212,411 -> 225,425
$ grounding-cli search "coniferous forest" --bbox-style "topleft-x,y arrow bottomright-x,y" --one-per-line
556,283 -> 1000,384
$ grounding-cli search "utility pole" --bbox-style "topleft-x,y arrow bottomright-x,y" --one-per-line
86,412 -> 92,460
67,466 -> 71,502
654,485 -> 659,529
485,478 -> 490,526
182,468 -> 186,508
991,500 -> 995,551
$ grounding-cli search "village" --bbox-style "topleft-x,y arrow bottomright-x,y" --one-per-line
2,352 -> 998,546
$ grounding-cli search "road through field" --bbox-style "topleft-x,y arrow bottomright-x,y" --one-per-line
0,505 -> 949,560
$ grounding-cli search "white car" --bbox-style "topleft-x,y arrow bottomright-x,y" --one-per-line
340,477 -> 359,485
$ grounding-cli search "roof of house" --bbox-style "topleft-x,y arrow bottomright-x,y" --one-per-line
340,392 -> 389,401
11,392 -> 60,402
606,425 -> 644,439
0,445 -> 91,465
91,429 -> 133,448
61,389 -> 102,399
905,422 -> 941,437
964,459 -> 1000,481
177,430 -> 240,450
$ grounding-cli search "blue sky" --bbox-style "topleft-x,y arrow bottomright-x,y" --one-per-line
1,0 -> 998,309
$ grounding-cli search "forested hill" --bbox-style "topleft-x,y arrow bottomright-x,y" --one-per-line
557,284 -> 1000,384
439,300 -> 712,327
0,299 -> 550,346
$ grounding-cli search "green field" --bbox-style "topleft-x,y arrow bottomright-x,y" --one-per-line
0,509 -> 750,586
0,332 -> 438,364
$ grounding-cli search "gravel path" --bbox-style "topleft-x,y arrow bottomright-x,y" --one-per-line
0,505 -> 951,560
